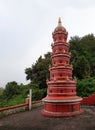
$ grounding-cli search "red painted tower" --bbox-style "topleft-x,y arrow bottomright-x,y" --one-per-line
42,18 -> 83,117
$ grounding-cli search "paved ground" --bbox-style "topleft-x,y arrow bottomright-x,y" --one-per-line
0,105 -> 95,130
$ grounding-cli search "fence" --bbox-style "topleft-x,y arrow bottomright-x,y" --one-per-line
0,98 -> 42,118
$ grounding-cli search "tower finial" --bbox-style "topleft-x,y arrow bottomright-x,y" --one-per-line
58,17 -> 62,26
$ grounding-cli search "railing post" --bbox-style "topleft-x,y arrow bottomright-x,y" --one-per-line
29,89 -> 32,110
25,98 -> 29,110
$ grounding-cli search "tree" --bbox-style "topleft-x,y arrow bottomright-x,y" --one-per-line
25,52 -> 51,89
77,77 -> 95,97
0,87 -> 3,96
69,34 -> 95,79
73,56 -> 90,79
3,81 -> 20,100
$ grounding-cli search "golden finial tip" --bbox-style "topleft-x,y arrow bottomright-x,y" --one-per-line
58,17 -> 62,26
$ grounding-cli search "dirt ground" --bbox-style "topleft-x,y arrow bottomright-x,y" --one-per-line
0,105 -> 95,130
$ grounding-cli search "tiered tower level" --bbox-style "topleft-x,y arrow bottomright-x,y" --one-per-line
42,18 -> 83,117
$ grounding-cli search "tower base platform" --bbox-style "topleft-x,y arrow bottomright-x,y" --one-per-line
42,109 -> 83,117
41,97 -> 83,117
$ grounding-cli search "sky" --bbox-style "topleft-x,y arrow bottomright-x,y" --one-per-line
0,0 -> 95,87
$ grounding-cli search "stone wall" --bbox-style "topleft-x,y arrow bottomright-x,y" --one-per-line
0,99 -> 42,118
0,103 -> 28,118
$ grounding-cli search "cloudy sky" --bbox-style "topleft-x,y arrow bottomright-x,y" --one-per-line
0,0 -> 95,87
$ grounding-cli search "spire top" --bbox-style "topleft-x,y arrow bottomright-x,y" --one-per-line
58,17 -> 62,26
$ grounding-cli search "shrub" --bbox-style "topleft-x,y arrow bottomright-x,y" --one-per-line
77,77 -> 95,97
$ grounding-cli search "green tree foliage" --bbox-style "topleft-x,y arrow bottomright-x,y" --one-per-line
3,81 -> 20,100
25,52 -> 51,89
69,34 -> 95,79
73,55 -> 90,79
0,88 -> 4,106
0,88 -> 3,96
77,77 -> 95,97
0,82 -> 46,108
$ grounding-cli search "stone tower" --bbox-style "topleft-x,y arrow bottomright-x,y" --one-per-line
41,18 -> 83,117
